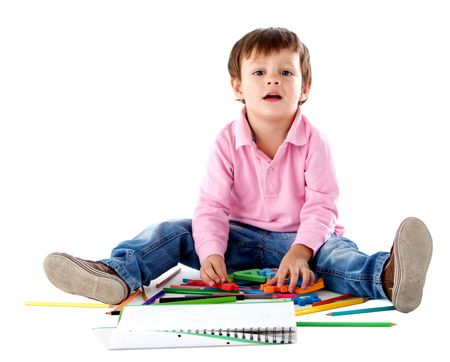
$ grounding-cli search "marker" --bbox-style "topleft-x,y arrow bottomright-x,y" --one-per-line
296,321 -> 396,327
327,305 -> 396,316
295,297 -> 368,316
25,301 -> 110,308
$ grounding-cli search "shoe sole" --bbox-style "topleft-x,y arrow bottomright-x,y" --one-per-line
392,217 -> 433,313
43,253 -> 129,305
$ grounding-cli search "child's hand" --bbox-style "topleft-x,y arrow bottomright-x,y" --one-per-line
200,254 -> 229,287
267,244 -> 315,293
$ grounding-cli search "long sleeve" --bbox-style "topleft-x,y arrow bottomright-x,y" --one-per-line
192,131 -> 234,264
293,131 -> 340,254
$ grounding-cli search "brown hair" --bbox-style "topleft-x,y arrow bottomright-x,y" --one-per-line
228,27 -> 311,104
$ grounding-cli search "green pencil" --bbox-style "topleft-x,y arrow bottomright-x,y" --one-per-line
157,296 -> 237,305
296,321 -> 396,327
163,287 -> 239,295
327,305 -> 396,316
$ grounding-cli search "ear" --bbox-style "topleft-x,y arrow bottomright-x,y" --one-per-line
230,77 -> 244,101
299,82 -> 311,103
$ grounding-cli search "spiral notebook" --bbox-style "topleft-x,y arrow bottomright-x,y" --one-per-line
93,300 -> 297,349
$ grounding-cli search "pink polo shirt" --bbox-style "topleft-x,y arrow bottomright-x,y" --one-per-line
193,106 -> 345,263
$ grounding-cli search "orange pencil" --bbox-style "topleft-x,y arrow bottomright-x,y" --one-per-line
106,289 -> 141,315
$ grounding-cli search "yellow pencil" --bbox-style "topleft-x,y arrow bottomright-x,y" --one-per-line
295,297 -> 368,316
25,301 -> 111,308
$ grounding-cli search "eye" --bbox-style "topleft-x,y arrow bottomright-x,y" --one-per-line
252,70 -> 265,76
281,70 -> 293,76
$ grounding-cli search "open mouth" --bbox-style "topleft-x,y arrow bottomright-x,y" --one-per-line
263,93 -> 282,101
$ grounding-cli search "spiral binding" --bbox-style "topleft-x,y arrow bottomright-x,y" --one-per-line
173,327 -> 296,344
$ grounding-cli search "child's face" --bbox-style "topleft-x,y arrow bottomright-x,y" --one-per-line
231,48 -> 309,121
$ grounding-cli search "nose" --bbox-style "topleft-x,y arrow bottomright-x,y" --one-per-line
267,72 -> 280,85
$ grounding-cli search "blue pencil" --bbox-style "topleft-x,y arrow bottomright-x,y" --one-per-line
327,305 -> 396,316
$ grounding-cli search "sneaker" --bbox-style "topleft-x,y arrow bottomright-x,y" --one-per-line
43,252 -> 130,305
382,217 -> 433,313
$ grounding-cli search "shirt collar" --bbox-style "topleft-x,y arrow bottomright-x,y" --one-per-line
234,106 -> 307,150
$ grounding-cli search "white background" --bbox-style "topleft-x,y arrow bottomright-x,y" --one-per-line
1,0 -> 449,360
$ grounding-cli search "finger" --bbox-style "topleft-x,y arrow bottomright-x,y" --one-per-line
276,268 -> 288,289
200,265 -> 215,284
300,270 -> 310,289
266,275 -> 278,286
202,263 -> 221,285
210,260 -> 226,284
289,270 -> 299,293
200,267 -> 213,284
309,271 -> 316,285
219,262 -> 230,283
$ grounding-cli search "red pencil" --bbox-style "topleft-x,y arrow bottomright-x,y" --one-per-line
312,293 -> 353,306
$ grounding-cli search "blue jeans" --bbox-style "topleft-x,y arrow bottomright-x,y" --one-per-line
101,219 -> 390,299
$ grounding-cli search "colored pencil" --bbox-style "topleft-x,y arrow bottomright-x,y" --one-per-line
296,321 -> 396,327
141,286 -> 148,301
169,284 -> 229,291
155,267 -> 181,288
312,293 -> 353,306
243,294 -> 277,299
295,297 -> 368,316
157,296 -> 237,305
25,301 -> 110,308
159,295 -> 245,303
142,289 -> 166,305
163,287 -> 239,295
106,289 -> 142,314
327,305 -> 396,316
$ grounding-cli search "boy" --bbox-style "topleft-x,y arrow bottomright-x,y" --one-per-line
44,27 -> 432,313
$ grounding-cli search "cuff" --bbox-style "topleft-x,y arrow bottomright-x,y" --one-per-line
195,242 -> 227,265
292,231 -> 327,256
